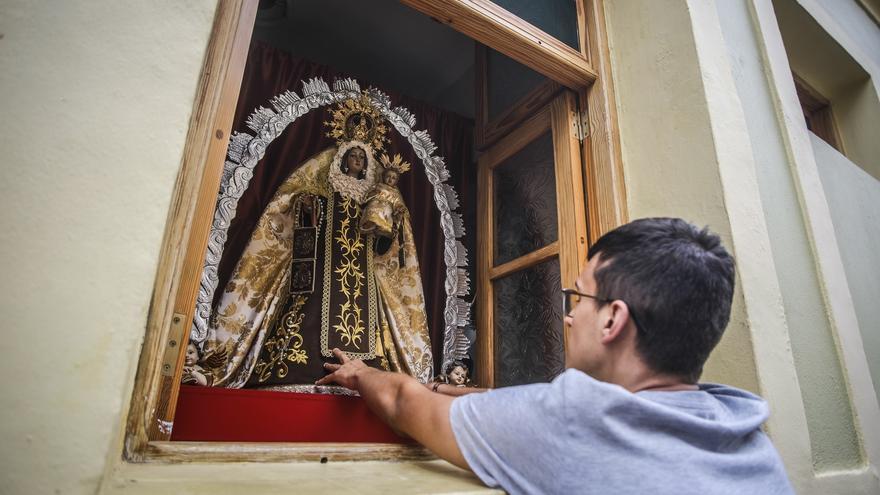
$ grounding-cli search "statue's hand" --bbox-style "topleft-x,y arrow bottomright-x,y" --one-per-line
316,348 -> 370,390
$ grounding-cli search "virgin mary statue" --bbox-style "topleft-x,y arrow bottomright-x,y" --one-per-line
197,95 -> 433,391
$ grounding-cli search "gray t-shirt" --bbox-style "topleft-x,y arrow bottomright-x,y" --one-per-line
450,369 -> 793,494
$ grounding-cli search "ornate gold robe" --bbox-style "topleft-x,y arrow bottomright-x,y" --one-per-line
203,146 -> 433,389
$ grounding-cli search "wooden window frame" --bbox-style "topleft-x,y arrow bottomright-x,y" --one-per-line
401,0 -> 596,88
792,73 -> 845,154
476,92 -> 589,387
124,0 -> 626,463
474,44 -> 564,150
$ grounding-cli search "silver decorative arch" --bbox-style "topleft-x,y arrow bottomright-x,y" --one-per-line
191,77 -> 471,371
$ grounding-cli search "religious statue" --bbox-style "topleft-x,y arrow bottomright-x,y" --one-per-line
361,154 -> 408,239
181,343 -> 211,386
433,360 -> 470,387
194,94 -> 433,391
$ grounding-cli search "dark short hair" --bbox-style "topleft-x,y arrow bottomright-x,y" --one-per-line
587,218 -> 735,382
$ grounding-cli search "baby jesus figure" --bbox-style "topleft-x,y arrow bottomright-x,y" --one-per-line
433,360 -> 471,387
360,153 -> 410,239
181,342 -> 213,386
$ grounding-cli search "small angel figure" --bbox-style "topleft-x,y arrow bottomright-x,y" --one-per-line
360,153 -> 410,239
181,343 -> 212,386
434,360 -> 471,387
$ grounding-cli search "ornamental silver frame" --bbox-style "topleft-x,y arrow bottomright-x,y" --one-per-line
191,77 -> 471,372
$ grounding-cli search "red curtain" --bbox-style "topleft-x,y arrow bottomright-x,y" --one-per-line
213,42 -> 475,373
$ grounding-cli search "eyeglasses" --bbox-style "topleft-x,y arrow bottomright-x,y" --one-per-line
561,288 -> 609,317
561,288 -> 647,334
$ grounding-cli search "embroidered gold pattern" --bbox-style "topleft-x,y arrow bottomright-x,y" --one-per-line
321,193 -> 377,359
332,196 -> 366,348
252,295 -> 309,383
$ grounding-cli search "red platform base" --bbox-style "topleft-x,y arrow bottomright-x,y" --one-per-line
171,385 -> 410,443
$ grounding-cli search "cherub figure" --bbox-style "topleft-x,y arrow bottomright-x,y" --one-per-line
434,360 -> 470,387
360,153 -> 410,239
181,343 -> 212,386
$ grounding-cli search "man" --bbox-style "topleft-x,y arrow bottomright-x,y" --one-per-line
318,217 -> 793,494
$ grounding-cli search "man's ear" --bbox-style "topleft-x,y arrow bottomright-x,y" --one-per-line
599,300 -> 632,344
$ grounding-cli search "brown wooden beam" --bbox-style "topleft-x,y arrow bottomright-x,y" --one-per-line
489,242 -> 560,281
581,0 -> 628,244
146,441 -> 434,463
479,79 -> 563,151
125,0 -> 258,456
400,0 -> 598,89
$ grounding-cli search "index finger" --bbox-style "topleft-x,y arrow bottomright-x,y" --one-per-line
332,348 -> 350,364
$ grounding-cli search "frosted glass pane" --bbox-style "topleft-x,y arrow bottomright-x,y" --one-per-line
494,258 -> 564,386
494,131 -> 558,265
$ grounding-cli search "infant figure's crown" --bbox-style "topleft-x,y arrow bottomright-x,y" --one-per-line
379,153 -> 411,174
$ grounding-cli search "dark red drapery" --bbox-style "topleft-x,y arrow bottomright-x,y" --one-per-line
212,42 -> 475,373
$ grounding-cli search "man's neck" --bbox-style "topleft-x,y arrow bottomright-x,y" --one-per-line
633,379 -> 698,393
597,357 -> 697,393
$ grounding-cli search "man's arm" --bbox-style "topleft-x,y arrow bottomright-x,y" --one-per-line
424,382 -> 487,397
316,349 -> 470,469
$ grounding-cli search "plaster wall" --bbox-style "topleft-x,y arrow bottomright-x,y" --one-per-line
813,135 -> 880,402
0,1 -> 216,493
604,0 -> 843,490
800,0 -> 880,76
604,0 -> 759,394
715,0 -> 862,471
774,0 -> 880,179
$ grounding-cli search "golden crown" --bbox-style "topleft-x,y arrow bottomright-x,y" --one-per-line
324,93 -> 388,152
379,153 -> 411,174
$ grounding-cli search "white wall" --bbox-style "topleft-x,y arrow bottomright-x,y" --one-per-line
605,0 -> 765,395
773,0 -> 880,180
605,0 -> 880,491
813,134 -> 880,402
0,1 -> 216,493
716,0 -> 862,471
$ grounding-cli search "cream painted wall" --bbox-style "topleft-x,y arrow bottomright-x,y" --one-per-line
606,0 -> 879,490
602,0 -> 877,491
774,0 -> 880,179
802,0 -> 880,76
604,0 -> 761,394
0,1 -> 216,494
813,134 -> 880,402
716,0 -> 862,471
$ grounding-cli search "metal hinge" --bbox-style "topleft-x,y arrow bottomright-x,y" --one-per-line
571,109 -> 590,142
161,312 -> 188,376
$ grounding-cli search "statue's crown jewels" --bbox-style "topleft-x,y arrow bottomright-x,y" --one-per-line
379,153 -> 411,174
324,92 -> 388,152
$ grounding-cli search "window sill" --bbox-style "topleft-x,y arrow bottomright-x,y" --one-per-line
102,457 -> 500,494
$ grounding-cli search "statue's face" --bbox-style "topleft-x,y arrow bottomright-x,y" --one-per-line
383,170 -> 399,187
185,344 -> 198,366
449,365 -> 467,385
345,147 -> 367,177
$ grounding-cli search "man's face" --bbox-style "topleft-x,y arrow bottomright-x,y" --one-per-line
346,147 -> 366,176
564,256 -> 606,374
